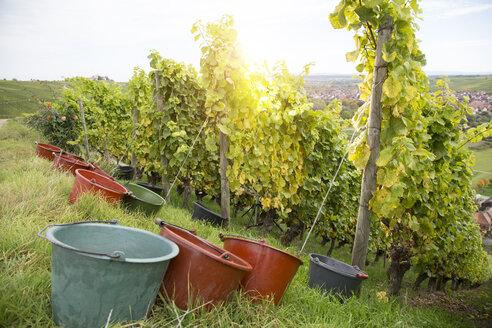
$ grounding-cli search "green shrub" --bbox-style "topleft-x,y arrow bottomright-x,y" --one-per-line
25,102 -> 81,153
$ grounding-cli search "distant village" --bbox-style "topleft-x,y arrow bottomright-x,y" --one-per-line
306,87 -> 492,115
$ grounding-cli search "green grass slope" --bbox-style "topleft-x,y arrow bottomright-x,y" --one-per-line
0,80 -> 65,118
429,75 -> 492,93
472,148 -> 492,196
0,120 -> 490,327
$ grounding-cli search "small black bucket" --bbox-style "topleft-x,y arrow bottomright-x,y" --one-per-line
308,253 -> 368,298
191,201 -> 227,226
115,166 -> 135,180
136,182 -> 164,196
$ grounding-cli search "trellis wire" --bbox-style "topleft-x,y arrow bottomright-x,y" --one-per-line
298,85 -> 379,256
165,115 -> 210,200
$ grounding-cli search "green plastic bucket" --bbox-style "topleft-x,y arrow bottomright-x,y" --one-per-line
122,182 -> 165,216
38,220 -> 179,328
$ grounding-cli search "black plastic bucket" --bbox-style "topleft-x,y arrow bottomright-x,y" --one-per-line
308,253 -> 368,298
136,182 -> 164,196
115,166 -> 135,180
192,201 -> 227,226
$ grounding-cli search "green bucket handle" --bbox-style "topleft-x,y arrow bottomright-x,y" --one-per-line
37,220 -> 126,261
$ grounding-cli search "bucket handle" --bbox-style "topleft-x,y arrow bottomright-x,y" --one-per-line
312,256 -> 369,279
155,218 -> 233,260
87,162 -> 116,181
218,233 -> 267,244
90,179 -> 133,198
37,220 -> 124,260
154,218 -> 197,235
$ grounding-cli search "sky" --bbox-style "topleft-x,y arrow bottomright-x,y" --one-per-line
0,0 -> 491,81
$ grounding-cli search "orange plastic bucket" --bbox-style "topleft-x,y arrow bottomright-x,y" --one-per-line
219,234 -> 303,305
155,219 -> 252,310
69,169 -> 128,204
35,142 -> 62,161
53,153 -> 90,175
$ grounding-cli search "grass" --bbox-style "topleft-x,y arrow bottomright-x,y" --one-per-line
0,80 -> 65,118
472,148 -> 492,196
0,119 -> 490,327
429,75 -> 492,93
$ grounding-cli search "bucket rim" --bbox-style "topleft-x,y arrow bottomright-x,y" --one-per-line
36,142 -> 62,152
75,169 -> 128,195
123,182 -> 165,206
308,253 -> 367,280
161,225 -> 252,272
46,223 -> 179,263
54,153 -> 90,168
221,235 -> 303,265
193,201 -> 227,223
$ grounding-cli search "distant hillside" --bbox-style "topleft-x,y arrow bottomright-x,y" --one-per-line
306,74 -> 492,94
0,80 -> 128,118
0,80 -> 65,118
429,75 -> 492,93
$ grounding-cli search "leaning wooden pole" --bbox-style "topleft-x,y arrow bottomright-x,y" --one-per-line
154,72 -> 171,202
219,110 -> 231,224
351,17 -> 393,269
78,98 -> 90,160
131,105 -> 138,168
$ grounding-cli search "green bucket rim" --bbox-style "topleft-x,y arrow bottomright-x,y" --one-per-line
45,223 -> 179,264
123,182 -> 166,206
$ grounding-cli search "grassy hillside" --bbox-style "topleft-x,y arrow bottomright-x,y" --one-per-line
1,119 -> 490,327
429,75 -> 492,93
473,148 -> 492,196
0,80 -> 65,118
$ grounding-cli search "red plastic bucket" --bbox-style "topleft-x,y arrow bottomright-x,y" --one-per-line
155,219 -> 252,310
35,142 -> 62,161
219,234 -> 303,305
87,162 -> 114,180
59,151 -> 85,162
53,153 -> 91,175
69,169 -> 128,204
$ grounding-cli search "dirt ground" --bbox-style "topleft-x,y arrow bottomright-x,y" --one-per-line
409,280 -> 492,327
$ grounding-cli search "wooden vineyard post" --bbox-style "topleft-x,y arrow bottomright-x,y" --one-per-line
219,115 -> 230,224
131,105 -> 138,168
351,17 -> 393,269
78,98 -> 90,160
154,72 -> 171,202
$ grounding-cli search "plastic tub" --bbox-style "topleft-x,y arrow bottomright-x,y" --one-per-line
87,162 -> 114,180
115,165 -> 134,180
35,142 -> 62,161
53,153 -> 91,175
155,219 -> 252,310
137,182 -> 164,196
122,182 -> 165,216
69,169 -> 128,204
192,201 -> 227,226
219,234 -> 302,305
307,253 -> 368,298
38,220 -> 179,328
59,151 -> 85,162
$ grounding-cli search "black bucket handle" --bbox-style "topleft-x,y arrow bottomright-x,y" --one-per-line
37,220 -> 124,260
218,233 -> 267,244
154,218 -> 197,235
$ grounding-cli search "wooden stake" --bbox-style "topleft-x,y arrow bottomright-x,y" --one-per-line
78,98 -> 90,160
131,105 -> 138,168
155,72 -> 171,202
220,126 -> 230,224
351,17 -> 393,269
